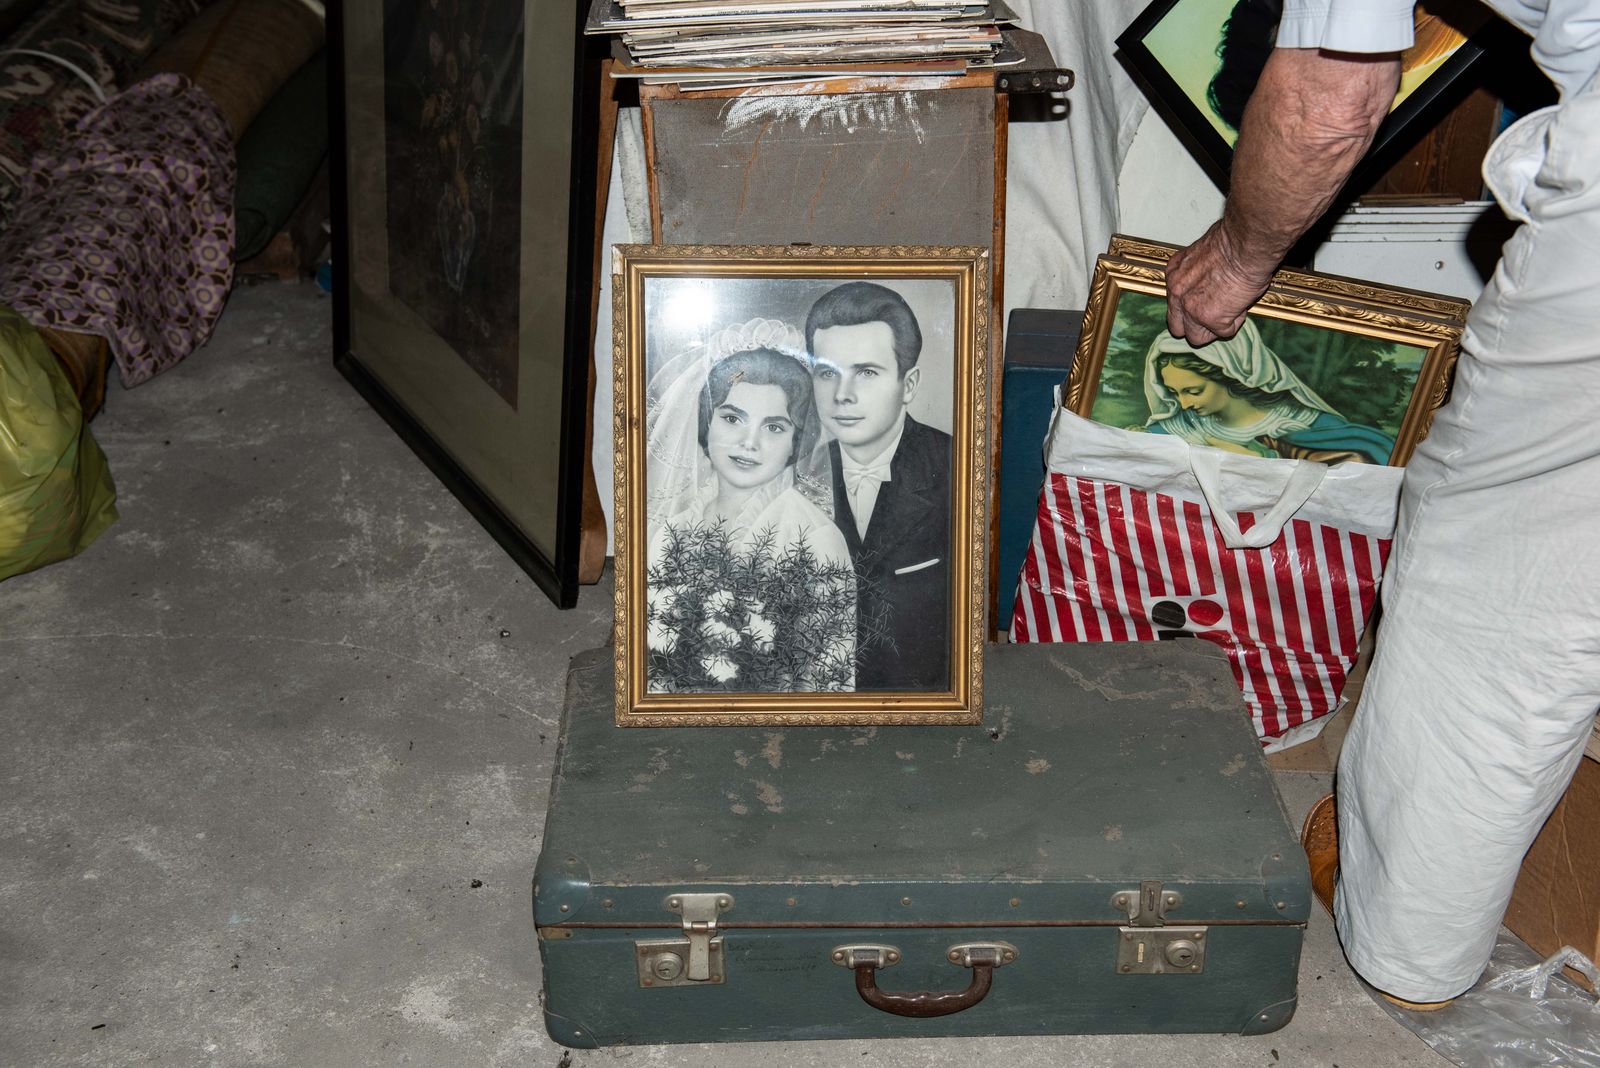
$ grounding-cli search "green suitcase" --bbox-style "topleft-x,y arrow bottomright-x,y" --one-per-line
533,641 -> 1310,1047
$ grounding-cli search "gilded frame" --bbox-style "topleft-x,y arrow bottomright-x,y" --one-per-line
1068,236 -> 1468,467
613,244 -> 992,727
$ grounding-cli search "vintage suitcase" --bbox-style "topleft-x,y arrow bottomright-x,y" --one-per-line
533,642 -> 1310,1047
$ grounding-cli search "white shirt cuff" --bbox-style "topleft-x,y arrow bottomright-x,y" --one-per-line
1276,0 -> 1415,54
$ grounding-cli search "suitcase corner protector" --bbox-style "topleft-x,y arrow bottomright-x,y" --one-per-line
532,851 -> 593,923
1239,996 -> 1297,1035
1260,847 -> 1313,920
544,1006 -> 601,1049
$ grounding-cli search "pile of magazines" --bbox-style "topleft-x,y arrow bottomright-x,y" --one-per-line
586,0 -> 1021,89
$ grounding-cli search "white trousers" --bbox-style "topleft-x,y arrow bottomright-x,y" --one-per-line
1333,77 -> 1600,1002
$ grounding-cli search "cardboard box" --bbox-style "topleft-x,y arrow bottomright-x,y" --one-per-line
1503,735 -> 1600,993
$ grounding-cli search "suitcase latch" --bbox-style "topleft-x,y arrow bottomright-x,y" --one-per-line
1111,880 -> 1206,975
635,893 -> 733,988
1113,879 -> 1181,926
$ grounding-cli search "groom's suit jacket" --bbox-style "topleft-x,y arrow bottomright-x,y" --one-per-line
828,415 -> 952,691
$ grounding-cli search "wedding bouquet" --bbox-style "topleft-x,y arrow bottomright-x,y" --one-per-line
646,521 -> 859,693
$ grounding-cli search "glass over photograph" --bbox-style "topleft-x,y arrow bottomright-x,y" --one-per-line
641,276 -> 958,696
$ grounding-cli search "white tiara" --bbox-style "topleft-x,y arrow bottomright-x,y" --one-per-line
706,318 -> 808,366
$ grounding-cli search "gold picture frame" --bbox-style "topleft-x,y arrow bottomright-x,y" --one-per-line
613,244 -> 992,726
1068,236 -> 1469,467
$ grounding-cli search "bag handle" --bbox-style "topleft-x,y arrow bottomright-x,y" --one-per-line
1188,448 -> 1328,549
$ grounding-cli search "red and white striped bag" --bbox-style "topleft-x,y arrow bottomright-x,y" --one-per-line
1010,408 -> 1404,747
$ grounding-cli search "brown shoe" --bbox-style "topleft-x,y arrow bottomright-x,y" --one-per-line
1300,793 -> 1338,918
1380,992 -> 1455,1012
1300,794 -> 1457,1012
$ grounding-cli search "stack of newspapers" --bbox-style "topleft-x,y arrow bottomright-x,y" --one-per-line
586,0 -> 1020,89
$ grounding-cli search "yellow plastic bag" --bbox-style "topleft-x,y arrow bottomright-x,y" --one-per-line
0,305 -> 117,581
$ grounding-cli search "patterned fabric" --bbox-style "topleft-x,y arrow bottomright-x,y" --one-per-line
0,0 -> 215,216
0,74 -> 234,388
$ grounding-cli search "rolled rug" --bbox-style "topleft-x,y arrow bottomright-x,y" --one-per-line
137,0 -> 324,139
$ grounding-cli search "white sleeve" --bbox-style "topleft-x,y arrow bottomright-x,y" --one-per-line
1276,0 -> 1416,53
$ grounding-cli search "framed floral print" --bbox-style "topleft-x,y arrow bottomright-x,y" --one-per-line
330,0 -> 606,607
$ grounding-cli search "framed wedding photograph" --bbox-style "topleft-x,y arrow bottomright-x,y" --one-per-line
612,244 -> 993,726
1068,236 -> 1469,467
1116,0 -> 1492,188
330,0 -> 605,607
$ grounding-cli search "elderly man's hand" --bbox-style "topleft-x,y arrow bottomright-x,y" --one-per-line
1164,220 -> 1273,346
1164,47 -> 1399,346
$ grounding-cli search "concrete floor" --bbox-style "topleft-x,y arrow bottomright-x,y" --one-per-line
0,283 -> 1443,1066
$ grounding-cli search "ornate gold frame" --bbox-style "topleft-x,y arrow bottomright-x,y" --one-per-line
1069,235 -> 1469,466
613,244 -> 992,726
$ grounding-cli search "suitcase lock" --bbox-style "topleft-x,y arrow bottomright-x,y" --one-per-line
635,893 -> 733,988
1112,880 -> 1208,975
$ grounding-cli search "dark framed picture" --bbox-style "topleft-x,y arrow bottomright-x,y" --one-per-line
1117,0 -> 1493,188
612,245 -> 992,726
330,0 -> 604,607
1069,237 -> 1469,467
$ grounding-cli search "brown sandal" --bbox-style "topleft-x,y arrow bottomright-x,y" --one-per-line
1301,793 -> 1456,1011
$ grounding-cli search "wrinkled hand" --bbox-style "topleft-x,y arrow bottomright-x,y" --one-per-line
1164,222 -> 1274,346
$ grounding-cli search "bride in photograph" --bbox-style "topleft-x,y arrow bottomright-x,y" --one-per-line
644,319 -> 856,693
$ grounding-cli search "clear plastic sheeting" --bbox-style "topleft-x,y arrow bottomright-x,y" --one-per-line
1370,930 -> 1600,1068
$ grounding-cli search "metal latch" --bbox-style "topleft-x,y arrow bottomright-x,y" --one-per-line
1111,880 -> 1206,974
1112,879 -> 1181,927
1116,927 -> 1208,975
635,893 -> 733,988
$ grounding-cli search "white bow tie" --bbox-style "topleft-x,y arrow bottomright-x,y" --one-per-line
843,462 -> 892,495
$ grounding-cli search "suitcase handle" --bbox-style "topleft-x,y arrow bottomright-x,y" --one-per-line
831,942 -> 1018,1019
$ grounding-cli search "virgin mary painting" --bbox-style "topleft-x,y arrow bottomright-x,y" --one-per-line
1142,319 -> 1396,464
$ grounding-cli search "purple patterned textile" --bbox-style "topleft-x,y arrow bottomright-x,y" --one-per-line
0,74 -> 234,388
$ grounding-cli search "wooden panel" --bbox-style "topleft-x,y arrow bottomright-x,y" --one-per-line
986,88 -> 1008,639
644,83 -> 997,247
580,59 -> 623,584
1359,84 -> 1500,201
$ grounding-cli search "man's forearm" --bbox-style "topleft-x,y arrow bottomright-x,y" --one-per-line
1164,46 -> 1399,344
1221,47 -> 1400,273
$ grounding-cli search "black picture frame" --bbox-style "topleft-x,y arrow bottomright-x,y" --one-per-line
1116,0 -> 1492,192
329,0 -> 605,608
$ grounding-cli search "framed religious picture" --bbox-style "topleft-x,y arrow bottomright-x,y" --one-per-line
330,0 -> 605,607
1068,235 -> 1470,467
1116,0 -> 1494,189
612,244 -> 993,726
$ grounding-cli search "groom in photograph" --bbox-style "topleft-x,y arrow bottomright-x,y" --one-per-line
806,282 -> 951,691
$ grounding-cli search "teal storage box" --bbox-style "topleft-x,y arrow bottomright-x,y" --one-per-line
534,642 -> 1309,1047
997,309 -> 1081,630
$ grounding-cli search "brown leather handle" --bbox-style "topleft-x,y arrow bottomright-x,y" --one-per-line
851,962 -> 994,1018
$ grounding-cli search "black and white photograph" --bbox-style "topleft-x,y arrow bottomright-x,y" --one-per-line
612,245 -> 991,725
